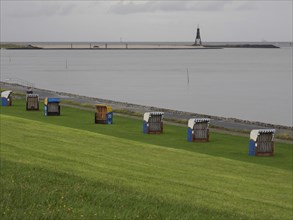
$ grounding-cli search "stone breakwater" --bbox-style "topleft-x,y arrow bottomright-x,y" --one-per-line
1,82 -> 292,137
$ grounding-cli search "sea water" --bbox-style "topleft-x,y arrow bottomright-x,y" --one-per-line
1,45 -> 292,126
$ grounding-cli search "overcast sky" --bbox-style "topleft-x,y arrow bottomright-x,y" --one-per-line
1,0 -> 292,42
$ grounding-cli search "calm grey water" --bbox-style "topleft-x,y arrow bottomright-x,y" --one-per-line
1,47 -> 292,126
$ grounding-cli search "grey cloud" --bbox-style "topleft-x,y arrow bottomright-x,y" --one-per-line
234,2 -> 258,11
57,4 -> 76,16
109,1 -> 156,15
108,1 -> 253,14
4,2 -> 77,18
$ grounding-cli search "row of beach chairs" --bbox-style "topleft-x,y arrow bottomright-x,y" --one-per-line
1,90 -> 275,156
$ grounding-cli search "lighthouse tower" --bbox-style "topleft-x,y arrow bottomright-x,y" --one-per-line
195,25 -> 202,46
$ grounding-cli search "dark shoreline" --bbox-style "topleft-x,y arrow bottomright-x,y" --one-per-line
204,44 -> 280,48
2,43 -> 280,50
1,82 -> 292,139
6,47 -> 223,50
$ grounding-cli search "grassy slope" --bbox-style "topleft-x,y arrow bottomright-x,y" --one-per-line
1,99 -> 292,219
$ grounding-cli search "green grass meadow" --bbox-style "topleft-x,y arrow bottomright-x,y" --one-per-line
1,99 -> 292,219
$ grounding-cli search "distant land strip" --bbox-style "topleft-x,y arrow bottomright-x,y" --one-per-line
1,43 -> 280,50
205,44 -> 279,48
